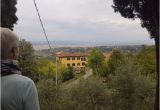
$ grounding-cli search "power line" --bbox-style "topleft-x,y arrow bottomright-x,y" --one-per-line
33,0 -> 52,51
33,0 -> 58,85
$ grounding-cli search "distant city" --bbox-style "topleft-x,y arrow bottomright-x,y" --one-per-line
31,40 -> 154,50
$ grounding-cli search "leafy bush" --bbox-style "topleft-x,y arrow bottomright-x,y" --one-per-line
36,58 -> 74,82
61,67 -> 74,82
107,49 -> 125,76
136,45 -> 156,78
37,77 -> 112,110
37,79 -> 61,110
110,59 -> 156,110
68,76 -> 111,110
18,39 -> 39,82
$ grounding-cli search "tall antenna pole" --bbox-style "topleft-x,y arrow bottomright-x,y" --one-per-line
56,59 -> 58,85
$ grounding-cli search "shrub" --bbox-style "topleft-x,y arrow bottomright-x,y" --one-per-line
110,59 -> 156,110
68,76 -> 111,110
37,79 -> 60,110
61,67 -> 74,82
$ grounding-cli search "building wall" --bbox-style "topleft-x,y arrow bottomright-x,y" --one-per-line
56,56 -> 87,69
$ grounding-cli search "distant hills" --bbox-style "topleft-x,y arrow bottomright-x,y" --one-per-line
31,40 -> 154,50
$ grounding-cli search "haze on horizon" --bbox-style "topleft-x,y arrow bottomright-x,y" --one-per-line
14,0 -> 154,44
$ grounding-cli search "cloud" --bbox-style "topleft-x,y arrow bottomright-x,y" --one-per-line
14,0 -> 154,44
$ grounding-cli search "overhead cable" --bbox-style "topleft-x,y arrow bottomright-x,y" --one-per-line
33,0 -> 58,85
33,0 -> 52,51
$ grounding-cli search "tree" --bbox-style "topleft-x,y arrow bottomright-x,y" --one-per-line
18,39 -> 39,82
112,0 -> 159,42
37,57 -> 74,82
61,66 -> 74,82
136,45 -> 156,78
107,49 -> 125,75
1,0 -> 18,30
88,49 -> 107,76
111,59 -> 155,110
112,1 -> 159,109
37,59 -> 56,79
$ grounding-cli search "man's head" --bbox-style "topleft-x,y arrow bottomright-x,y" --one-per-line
1,27 -> 19,60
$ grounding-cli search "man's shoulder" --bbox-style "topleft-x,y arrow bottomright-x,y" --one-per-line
15,74 -> 33,82
2,74 -> 34,86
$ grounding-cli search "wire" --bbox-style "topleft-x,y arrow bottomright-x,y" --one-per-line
33,0 -> 58,85
33,0 -> 52,52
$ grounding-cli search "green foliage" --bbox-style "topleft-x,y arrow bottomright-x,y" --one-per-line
96,62 -> 108,77
37,77 -> 111,110
88,49 -> 107,76
18,39 -> 39,82
136,46 -> 156,78
68,77 -> 111,110
1,0 -> 18,30
47,54 -> 56,62
37,57 -> 74,82
61,67 -> 74,82
112,0 -> 159,107
80,67 -> 86,75
37,79 -> 61,110
111,59 -> 156,110
107,49 -> 125,75
18,40 -> 156,110
37,59 -> 156,110
18,40 -> 155,110
37,59 -> 56,79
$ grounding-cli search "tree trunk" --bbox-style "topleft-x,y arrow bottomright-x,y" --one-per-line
154,36 -> 159,110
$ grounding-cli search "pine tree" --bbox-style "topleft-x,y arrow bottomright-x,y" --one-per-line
1,0 -> 18,30
112,0 -> 159,109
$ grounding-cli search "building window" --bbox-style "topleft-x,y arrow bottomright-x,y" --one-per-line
81,57 -> 86,61
72,57 -> 75,60
67,57 -> 70,60
77,63 -> 80,66
72,63 -> 75,66
82,62 -> 86,66
67,64 -> 70,67
77,57 -> 80,60
81,58 -> 83,61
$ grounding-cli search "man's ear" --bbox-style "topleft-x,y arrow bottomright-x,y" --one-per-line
11,47 -> 18,60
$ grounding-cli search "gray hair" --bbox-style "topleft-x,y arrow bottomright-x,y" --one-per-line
1,27 -> 19,59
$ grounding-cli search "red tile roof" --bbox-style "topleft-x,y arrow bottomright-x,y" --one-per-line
56,52 -> 88,58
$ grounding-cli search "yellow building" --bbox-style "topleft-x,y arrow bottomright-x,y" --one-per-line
56,52 -> 88,70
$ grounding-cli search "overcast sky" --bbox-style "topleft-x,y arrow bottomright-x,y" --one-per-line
14,0 -> 154,44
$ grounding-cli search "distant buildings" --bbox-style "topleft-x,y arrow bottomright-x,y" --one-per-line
56,52 -> 88,70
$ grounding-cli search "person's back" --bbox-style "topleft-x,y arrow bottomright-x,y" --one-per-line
1,74 -> 40,110
1,28 -> 40,110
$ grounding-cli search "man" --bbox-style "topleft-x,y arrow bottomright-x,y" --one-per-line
1,27 -> 40,110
